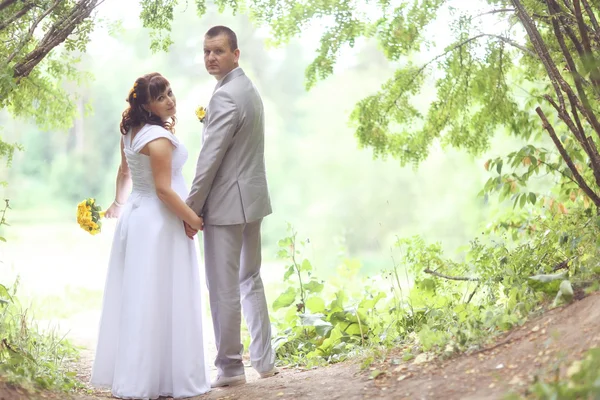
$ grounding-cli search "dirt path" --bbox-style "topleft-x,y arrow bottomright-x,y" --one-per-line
4,293 -> 600,400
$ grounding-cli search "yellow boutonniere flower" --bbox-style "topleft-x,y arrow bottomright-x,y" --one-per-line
195,106 -> 206,123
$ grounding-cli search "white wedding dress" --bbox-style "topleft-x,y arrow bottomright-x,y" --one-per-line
91,124 -> 211,399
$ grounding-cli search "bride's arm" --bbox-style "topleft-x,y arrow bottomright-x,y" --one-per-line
148,138 -> 204,230
104,137 -> 132,218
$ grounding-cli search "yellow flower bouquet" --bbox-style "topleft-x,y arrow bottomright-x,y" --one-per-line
77,198 -> 105,235
195,106 -> 206,123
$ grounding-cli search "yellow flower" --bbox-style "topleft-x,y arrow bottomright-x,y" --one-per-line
195,106 -> 206,123
76,197 -> 105,236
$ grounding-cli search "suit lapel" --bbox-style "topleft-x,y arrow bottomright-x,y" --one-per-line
214,68 -> 245,92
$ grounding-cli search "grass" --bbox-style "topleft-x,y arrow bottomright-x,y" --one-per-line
0,283 -> 83,392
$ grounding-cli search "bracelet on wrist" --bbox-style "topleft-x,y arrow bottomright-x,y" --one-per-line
114,199 -> 124,207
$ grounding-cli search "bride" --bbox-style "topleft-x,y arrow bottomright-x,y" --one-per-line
90,72 -> 211,399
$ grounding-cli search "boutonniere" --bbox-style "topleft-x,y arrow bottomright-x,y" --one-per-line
195,106 -> 207,123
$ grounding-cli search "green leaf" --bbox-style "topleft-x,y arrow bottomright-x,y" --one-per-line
306,296 -> 326,313
272,287 -> 297,310
344,322 -> 363,336
304,279 -> 324,293
277,249 -> 288,258
283,265 -> 295,281
0,284 -> 11,303
0,236 -> 5,242
528,192 -> 536,205
284,306 -> 298,324
317,325 -> 345,355
496,159 -> 503,174
512,194 -> 520,209
359,291 -> 387,311
520,193 -> 527,208
328,291 -> 346,313
301,313 -> 333,336
278,237 -> 292,248
300,259 -> 312,272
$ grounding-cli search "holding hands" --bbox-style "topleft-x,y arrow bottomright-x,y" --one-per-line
184,216 -> 203,239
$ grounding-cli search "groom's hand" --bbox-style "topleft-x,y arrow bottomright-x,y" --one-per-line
183,221 -> 199,239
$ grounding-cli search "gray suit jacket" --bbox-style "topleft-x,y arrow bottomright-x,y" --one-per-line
186,68 -> 272,225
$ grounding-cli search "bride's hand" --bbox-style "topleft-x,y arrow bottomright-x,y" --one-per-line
104,202 -> 123,218
189,216 -> 204,231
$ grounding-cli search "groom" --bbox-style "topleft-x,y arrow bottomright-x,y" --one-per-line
185,25 -> 278,387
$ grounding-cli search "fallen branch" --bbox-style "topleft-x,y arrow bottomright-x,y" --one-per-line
467,282 -> 481,304
424,268 -> 479,282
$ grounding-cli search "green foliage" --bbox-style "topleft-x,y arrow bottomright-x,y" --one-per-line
242,0 -> 600,210
0,199 -> 10,244
389,205 -> 600,355
0,0 -> 100,178
133,0 -> 600,213
0,1 -> 98,128
0,281 -> 82,391
272,205 -> 600,366
0,138 -> 22,186
272,225 -> 388,365
140,0 -> 177,52
481,142 -> 595,216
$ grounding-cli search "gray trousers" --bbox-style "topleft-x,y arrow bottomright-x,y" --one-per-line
203,218 -> 275,377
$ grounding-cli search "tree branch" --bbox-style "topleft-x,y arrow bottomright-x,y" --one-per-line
580,0 -> 600,33
535,106 -> 600,207
474,8 -> 516,19
467,282 -> 481,304
573,0 -> 600,91
515,0 -> 600,142
547,0 -> 600,147
0,2 -> 35,32
6,0 -> 61,65
543,92 -> 600,187
12,0 -> 101,80
562,0 -> 575,14
424,268 -> 479,282
538,159 -> 579,186
512,0 -> 567,112
384,32 -> 537,116
0,0 -> 17,12
484,33 -> 538,57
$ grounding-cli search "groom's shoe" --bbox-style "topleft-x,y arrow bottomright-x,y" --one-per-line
211,374 -> 246,388
259,366 -> 280,379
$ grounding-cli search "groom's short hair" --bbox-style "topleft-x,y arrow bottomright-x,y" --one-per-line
205,26 -> 238,51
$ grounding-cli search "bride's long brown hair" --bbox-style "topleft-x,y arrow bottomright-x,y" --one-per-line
120,72 -> 177,135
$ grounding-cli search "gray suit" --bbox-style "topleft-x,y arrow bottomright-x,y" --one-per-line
187,67 -> 275,377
